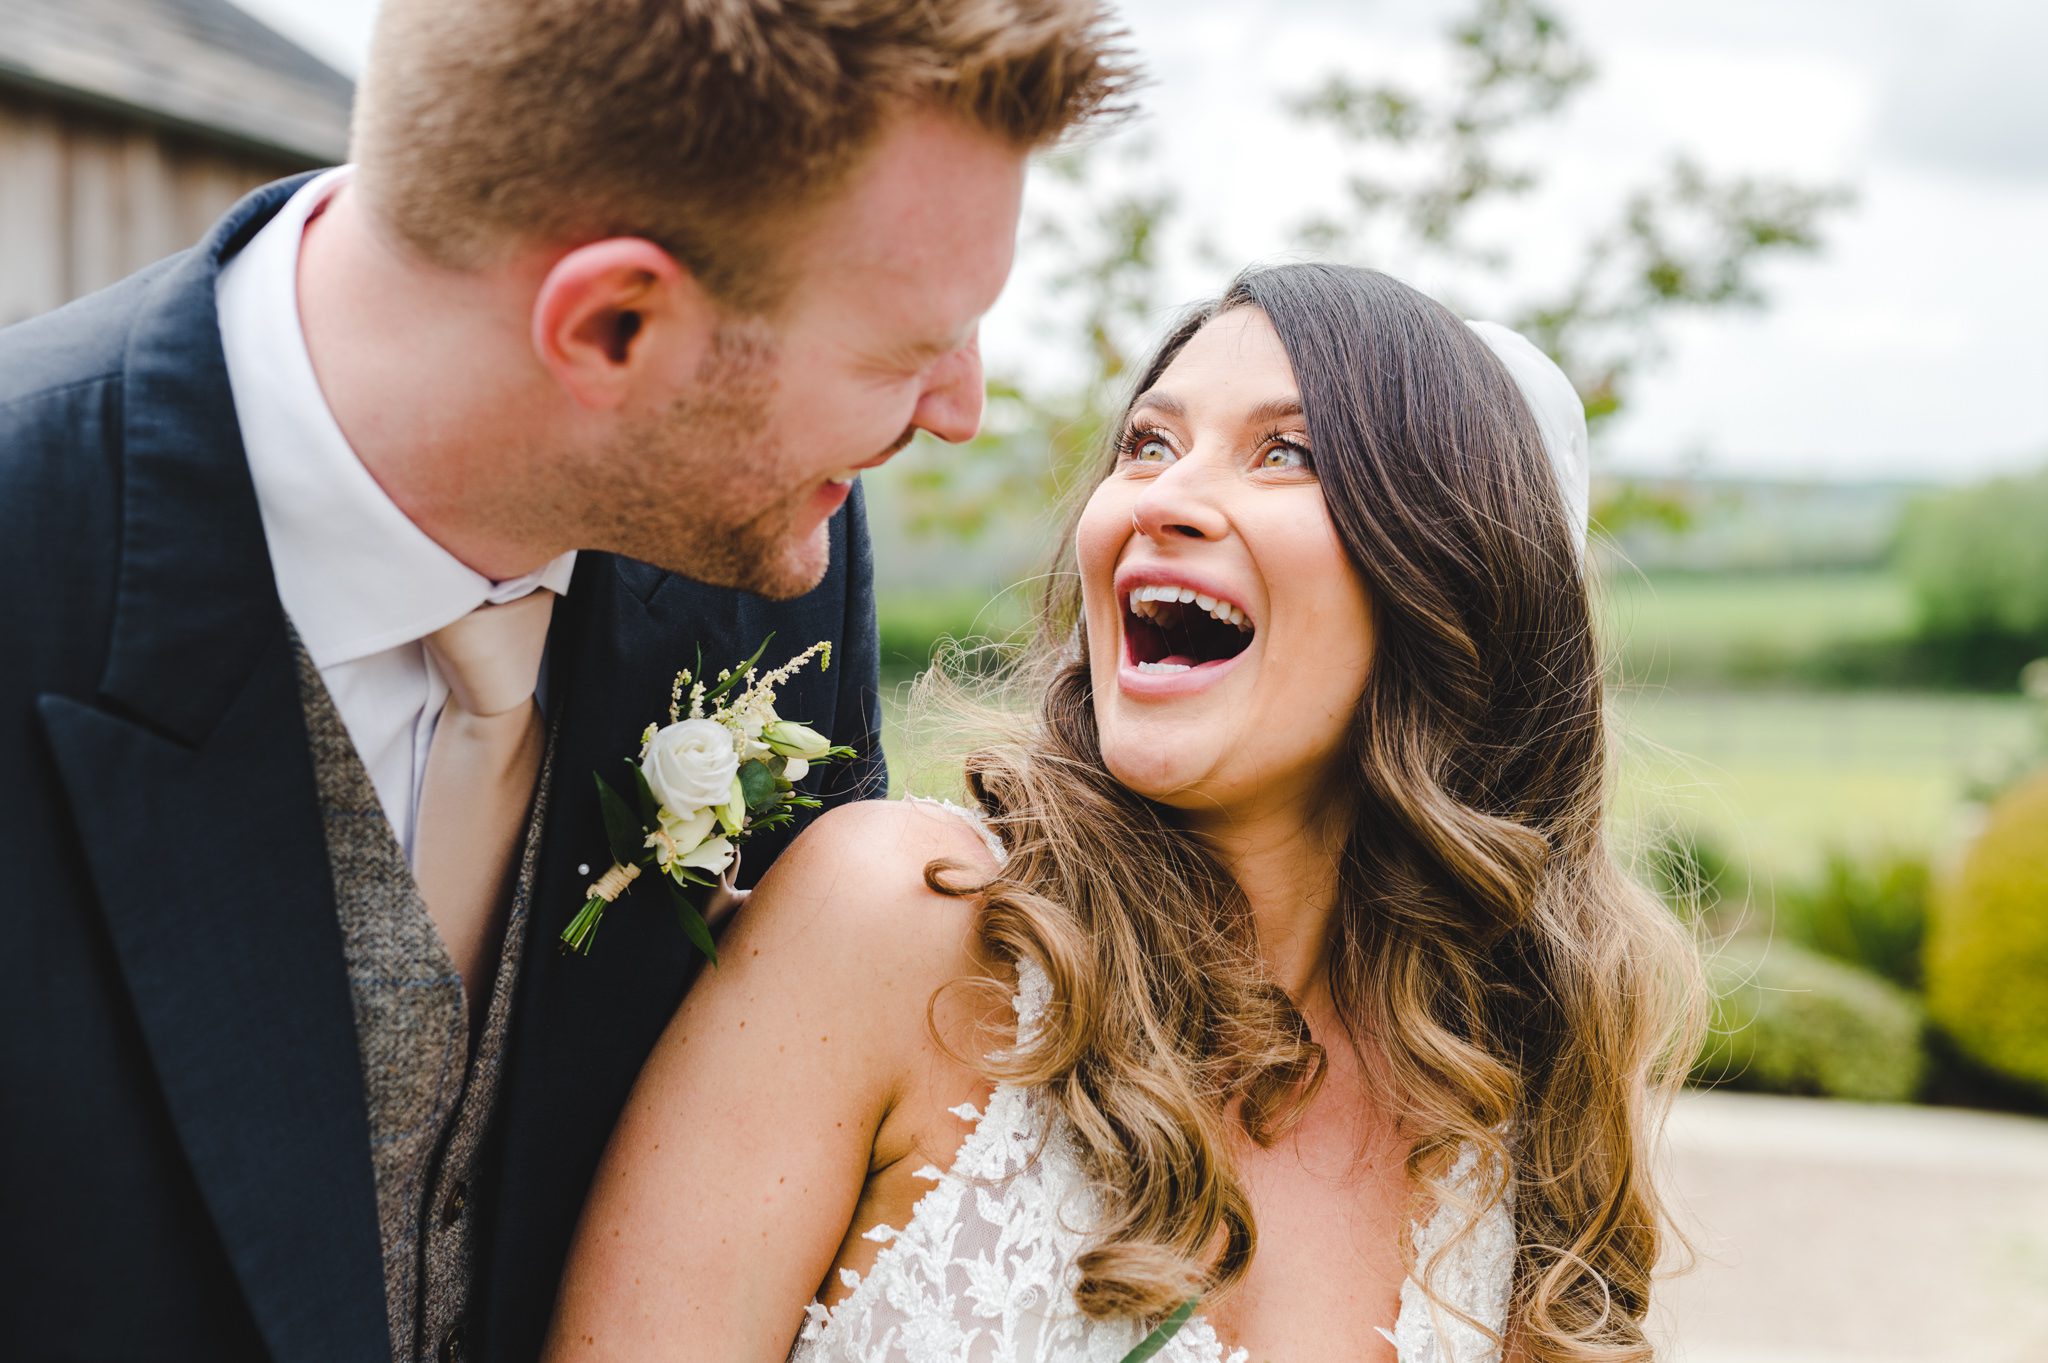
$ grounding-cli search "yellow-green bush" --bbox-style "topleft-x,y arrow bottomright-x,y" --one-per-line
1927,766 -> 2048,1093
1693,935 -> 1928,1102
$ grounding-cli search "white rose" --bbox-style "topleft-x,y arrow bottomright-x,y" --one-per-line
642,718 -> 740,813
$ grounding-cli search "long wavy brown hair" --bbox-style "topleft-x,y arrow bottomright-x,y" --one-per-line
916,262 -> 1702,1361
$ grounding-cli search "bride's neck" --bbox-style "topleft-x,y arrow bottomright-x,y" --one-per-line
1187,792 -> 1348,1001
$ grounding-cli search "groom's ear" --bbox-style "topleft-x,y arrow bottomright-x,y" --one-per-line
530,238 -> 718,409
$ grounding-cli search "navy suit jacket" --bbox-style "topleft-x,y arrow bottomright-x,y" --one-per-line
0,177 -> 886,1362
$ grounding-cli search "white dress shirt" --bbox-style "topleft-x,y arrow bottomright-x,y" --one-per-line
217,166 -> 576,860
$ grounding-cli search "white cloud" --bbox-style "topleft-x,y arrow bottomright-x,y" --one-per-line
1872,1 -> 2048,182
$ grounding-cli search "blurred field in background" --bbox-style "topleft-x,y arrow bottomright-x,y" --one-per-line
1602,567 -> 2032,879
1614,685 -> 2028,878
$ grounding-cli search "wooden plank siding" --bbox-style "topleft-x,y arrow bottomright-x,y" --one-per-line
0,84 -> 318,325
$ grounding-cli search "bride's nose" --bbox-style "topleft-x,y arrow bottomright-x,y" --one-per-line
1129,459 -> 1229,542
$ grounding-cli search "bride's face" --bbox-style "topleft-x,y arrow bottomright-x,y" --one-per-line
1076,308 -> 1376,818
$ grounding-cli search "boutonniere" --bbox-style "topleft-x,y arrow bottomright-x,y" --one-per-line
559,637 -> 856,962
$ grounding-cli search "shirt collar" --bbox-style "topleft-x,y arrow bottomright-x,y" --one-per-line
217,165 -> 576,670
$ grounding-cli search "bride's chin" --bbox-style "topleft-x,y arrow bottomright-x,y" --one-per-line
1099,740 -> 1205,802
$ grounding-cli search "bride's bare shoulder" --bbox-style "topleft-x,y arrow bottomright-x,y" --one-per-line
707,797 -> 1006,1019
779,795 -> 1000,885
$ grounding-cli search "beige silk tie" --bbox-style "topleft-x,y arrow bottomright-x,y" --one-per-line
414,590 -> 555,1018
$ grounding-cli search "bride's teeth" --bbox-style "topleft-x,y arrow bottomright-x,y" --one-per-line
1135,660 -> 1192,674
1125,583 -> 1255,633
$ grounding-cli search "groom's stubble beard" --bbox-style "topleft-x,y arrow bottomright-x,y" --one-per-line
578,321 -> 831,600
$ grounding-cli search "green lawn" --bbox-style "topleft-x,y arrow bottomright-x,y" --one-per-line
1612,687 -> 2034,880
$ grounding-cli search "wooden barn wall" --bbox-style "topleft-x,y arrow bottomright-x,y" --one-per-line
0,86 -> 321,325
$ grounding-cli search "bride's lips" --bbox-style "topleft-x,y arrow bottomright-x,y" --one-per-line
1116,641 -> 1252,697
1110,564 -> 1259,699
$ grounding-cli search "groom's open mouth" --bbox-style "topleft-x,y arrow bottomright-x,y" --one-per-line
1121,581 -> 1255,675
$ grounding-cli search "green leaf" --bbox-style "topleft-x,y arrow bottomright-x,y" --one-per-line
739,759 -> 779,813
595,772 -> 645,865
1119,1300 -> 1198,1363
703,634 -> 775,706
664,876 -> 718,966
627,759 -> 661,825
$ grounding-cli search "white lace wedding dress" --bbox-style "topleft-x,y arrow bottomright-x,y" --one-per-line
788,801 -> 1516,1363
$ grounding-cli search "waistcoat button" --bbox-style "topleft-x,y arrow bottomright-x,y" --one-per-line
444,1181 -> 469,1226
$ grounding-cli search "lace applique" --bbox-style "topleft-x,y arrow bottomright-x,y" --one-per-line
788,799 -> 1511,1363
1388,1143 -> 1519,1363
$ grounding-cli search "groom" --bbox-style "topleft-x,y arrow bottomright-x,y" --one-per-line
0,2 -> 1128,1360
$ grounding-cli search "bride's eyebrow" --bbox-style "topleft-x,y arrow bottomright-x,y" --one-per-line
1240,396 -> 1305,428
1124,392 -> 1306,431
1126,389 -> 1185,423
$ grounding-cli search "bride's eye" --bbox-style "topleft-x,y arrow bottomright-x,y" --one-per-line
1116,427 -> 1177,465
1260,439 -> 1312,471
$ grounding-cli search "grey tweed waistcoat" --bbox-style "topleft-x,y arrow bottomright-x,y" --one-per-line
293,641 -> 556,1363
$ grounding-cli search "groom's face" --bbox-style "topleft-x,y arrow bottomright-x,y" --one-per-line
609,109 -> 1025,599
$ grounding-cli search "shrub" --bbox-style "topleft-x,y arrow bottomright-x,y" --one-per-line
1692,935 -> 1928,1102
1774,848 -> 1931,990
1925,765 -> 2048,1095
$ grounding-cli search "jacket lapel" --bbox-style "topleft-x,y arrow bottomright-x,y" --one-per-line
35,177 -> 387,1363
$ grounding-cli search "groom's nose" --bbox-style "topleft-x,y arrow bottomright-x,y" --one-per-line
910,334 -> 986,445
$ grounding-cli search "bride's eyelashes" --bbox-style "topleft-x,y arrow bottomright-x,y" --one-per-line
1253,429 -> 1315,473
1112,422 -> 1176,465
1111,422 -> 1316,473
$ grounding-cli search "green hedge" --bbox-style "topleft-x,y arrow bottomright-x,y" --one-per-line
1774,848 -> 1930,990
1926,766 -> 2048,1095
1693,935 -> 1929,1102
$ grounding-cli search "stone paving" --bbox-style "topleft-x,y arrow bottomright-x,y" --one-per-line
1650,1090 -> 2048,1363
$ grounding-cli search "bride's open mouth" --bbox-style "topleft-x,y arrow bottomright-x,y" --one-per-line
1120,582 -> 1255,682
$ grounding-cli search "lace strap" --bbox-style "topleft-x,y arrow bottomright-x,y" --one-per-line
906,797 -> 1049,1036
908,794 -> 1008,866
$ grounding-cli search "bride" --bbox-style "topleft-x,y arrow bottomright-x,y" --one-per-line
543,263 -> 1700,1362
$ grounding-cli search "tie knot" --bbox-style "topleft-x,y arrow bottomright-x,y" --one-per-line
425,591 -> 555,718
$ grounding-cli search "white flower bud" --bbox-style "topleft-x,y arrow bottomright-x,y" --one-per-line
762,720 -> 833,761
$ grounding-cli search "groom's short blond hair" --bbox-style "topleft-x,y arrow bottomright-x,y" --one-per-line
349,0 -> 1132,310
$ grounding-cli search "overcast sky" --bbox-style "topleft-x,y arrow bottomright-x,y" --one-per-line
236,0 -> 2048,483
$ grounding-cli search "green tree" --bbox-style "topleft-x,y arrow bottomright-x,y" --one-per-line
1896,464 -> 2048,689
895,0 -> 1852,543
